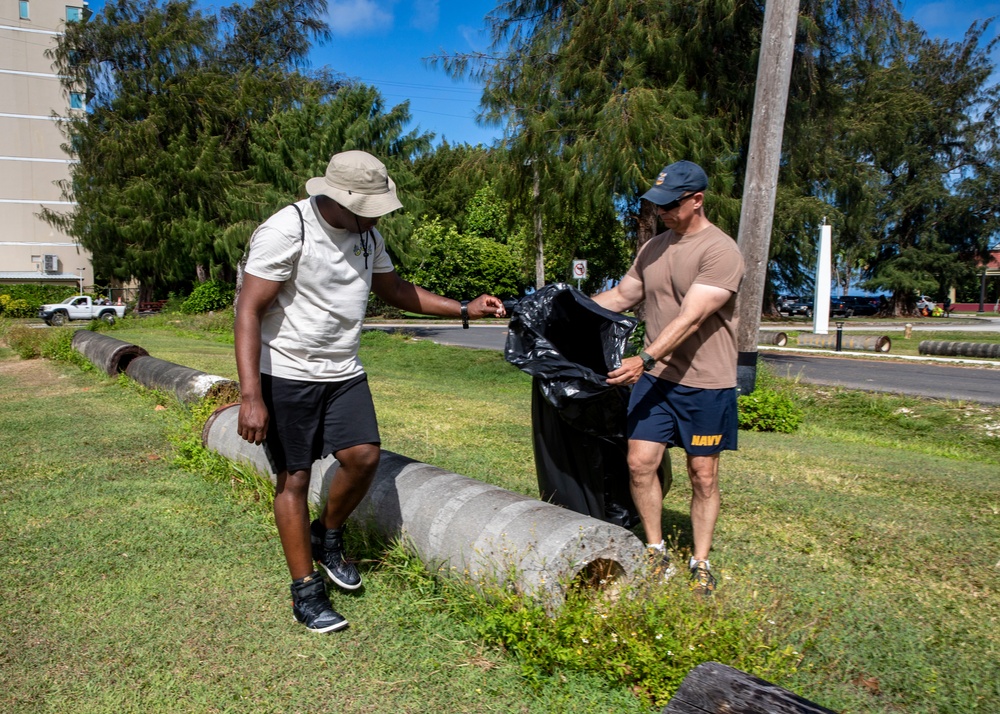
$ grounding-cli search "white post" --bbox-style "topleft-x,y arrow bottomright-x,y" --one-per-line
813,223 -> 832,334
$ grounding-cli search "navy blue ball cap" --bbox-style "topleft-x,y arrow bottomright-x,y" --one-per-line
640,160 -> 708,205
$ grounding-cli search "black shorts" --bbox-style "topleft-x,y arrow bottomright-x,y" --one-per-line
261,372 -> 380,474
627,374 -> 737,455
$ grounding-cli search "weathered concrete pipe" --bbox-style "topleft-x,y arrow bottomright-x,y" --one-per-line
919,340 -> 1000,359
71,330 -> 149,377
202,403 -> 645,605
758,331 -> 788,346
125,355 -> 240,404
797,333 -> 891,352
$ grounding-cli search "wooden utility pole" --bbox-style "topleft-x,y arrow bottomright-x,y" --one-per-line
533,161 -> 544,289
734,0 -> 801,394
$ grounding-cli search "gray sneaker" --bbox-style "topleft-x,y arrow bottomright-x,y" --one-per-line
689,560 -> 717,596
647,547 -> 678,581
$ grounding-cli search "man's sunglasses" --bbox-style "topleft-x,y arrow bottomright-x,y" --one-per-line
658,192 -> 699,211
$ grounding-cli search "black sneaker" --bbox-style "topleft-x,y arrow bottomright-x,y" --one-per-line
290,572 -> 348,633
311,519 -> 362,591
689,560 -> 717,597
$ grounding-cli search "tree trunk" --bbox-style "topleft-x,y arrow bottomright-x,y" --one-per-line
196,263 -> 208,283
632,200 -> 659,321
534,164 -> 544,289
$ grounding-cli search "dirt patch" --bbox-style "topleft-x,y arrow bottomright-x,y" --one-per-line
0,356 -> 84,396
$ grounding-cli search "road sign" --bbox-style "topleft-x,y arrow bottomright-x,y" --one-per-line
572,259 -> 588,280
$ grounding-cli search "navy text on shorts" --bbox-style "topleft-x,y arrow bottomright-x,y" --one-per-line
627,373 -> 737,455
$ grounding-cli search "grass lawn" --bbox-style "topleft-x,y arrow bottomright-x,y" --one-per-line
2,314 -> 998,712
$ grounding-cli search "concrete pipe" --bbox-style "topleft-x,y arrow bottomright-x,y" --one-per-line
125,355 -> 240,404
758,331 -> 788,346
202,404 -> 645,607
71,330 -> 149,377
919,340 -> 1000,359
796,333 -> 891,353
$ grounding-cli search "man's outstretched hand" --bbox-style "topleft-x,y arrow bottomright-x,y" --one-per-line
467,294 -> 507,319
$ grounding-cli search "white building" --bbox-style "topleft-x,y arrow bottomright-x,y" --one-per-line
0,0 -> 89,289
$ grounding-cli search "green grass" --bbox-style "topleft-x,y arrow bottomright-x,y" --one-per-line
0,344 -> 644,713
2,313 -> 999,712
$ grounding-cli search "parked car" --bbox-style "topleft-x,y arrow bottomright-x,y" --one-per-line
780,296 -> 814,317
839,295 -> 881,317
916,295 -> 937,312
830,296 -> 851,317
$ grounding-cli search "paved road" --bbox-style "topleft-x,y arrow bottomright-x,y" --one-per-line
759,352 -> 1000,405
766,315 -> 1000,333
369,323 -> 1000,406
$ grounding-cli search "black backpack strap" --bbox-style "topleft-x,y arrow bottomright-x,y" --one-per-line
235,202 -> 306,314
288,202 -> 305,244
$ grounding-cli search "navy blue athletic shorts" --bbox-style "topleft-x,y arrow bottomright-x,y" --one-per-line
261,372 -> 380,474
627,373 -> 738,455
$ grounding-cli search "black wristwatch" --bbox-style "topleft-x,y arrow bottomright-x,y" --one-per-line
639,351 -> 657,371
460,300 -> 470,329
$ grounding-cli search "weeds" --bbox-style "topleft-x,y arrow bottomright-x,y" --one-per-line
375,539 -> 804,709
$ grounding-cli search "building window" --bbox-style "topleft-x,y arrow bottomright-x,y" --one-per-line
66,6 -> 82,21
19,1 -> 30,20
70,92 -> 85,110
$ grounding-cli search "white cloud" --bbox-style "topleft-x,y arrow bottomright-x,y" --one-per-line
411,0 -> 439,32
459,24 -> 487,53
327,0 -> 395,36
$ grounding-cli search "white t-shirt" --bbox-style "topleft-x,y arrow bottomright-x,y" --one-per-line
243,197 -> 394,381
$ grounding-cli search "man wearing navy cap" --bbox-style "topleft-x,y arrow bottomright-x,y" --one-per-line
593,160 -> 745,595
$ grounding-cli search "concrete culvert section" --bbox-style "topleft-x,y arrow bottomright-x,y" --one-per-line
758,331 -> 787,346
202,403 -> 645,607
125,356 -> 240,404
797,333 -> 891,352
919,340 -> 1000,359
71,330 -> 149,376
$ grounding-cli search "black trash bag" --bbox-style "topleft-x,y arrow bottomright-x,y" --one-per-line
505,283 -> 640,528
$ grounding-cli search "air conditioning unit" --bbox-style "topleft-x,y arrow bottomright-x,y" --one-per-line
43,254 -> 60,273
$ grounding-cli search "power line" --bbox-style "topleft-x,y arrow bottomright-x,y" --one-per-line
349,76 -> 482,95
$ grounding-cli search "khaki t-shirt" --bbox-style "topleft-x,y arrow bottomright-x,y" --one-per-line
625,223 -> 745,388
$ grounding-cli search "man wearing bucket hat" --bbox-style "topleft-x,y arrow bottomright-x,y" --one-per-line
235,150 -> 506,632
592,160 -> 744,596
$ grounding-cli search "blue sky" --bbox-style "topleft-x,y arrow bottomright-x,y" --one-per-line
84,0 -> 999,147
313,0 -> 1000,146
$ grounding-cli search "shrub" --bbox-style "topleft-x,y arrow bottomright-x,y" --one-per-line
405,218 -> 526,299
0,284 -> 76,317
39,329 -> 91,369
4,325 -> 47,359
181,280 -> 235,314
0,295 -> 35,319
366,294 -> 404,319
738,388 -> 803,433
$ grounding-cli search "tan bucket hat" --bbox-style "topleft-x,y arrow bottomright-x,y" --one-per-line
305,150 -> 403,217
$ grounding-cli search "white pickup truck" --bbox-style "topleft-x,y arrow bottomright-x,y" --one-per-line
38,296 -> 127,326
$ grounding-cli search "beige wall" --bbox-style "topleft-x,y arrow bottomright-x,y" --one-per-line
0,0 -> 90,285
